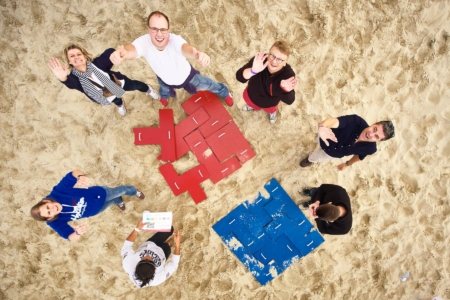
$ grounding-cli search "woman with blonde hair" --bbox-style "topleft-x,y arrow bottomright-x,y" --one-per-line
30,169 -> 146,241
48,44 -> 159,116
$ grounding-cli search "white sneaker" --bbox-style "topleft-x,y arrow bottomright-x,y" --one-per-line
117,105 -> 127,116
146,85 -> 160,100
242,105 -> 255,111
269,111 -> 277,124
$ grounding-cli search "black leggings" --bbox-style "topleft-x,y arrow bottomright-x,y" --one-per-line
111,75 -> 149,106
147,226 -> 174,259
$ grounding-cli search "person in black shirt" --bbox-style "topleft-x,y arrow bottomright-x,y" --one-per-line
300,115 -> 395,171
235,40 -> 298,124
300,184 -> 352,235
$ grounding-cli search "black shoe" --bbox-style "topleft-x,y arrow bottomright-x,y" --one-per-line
301,188 -> 312,196
299,200 -> 312,209
300,157 -> 312,168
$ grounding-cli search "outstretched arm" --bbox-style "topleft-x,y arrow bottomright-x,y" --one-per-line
67,224 -> 89,242
337,155 -> 361,171
109,44 -> 138,65
181,43 -> 210,67
48,57 -> 68,82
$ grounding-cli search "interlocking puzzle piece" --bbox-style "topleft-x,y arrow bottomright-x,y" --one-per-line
212,178 -> 325,286
159,163 -> 210,204
253,234 -> 301,271
206,121 -> 256,164
133,109 -> 176,162
213,204 -> 270,253
184,130 -> 241,184
181,91 -> 233,138
174,107 -> 210,159
223,233 -> 283,286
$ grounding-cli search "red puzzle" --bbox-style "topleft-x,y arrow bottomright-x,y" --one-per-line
134,91 -> 256,203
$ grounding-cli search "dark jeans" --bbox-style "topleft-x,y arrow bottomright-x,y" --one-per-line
147,226 -> 174,259
112,75 -> 149,106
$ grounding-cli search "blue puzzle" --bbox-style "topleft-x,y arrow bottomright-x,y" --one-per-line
212,178 -> 325,285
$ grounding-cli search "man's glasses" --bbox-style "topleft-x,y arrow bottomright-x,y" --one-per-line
149,27 -> 169,34
269,53 -> 286,64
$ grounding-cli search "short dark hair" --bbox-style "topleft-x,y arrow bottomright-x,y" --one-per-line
30,199 -> 59,221
135,260 -> 156,288
375,120 -> 395,141
147,11 -> 170,28
316,204 -> 341,222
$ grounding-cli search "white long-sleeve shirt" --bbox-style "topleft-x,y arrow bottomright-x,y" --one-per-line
121,240 -> 180,287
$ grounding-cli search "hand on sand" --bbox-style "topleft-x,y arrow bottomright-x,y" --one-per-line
251,52 -> 269,73
337,163 -> 348,171
318,126 -> 338,146
110,45 -> 126,65
193,48 -> 210,67
74,223 -> 89,236
280,76 -> 298,92
48,57 -> 68,81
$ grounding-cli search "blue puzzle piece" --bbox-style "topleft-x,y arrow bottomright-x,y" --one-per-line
254,234 -> 301,271
212,178 -> 325,286
223,233 -> 282,286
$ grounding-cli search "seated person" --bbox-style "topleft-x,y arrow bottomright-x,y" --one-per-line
121,219 -> 181,288
300,184 -> 352,235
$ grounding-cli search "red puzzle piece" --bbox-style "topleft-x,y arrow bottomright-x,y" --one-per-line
133,109 -> 176,162
174,107 -> 210,159
182,91 -> 232,138
206,121 -> 256,164
159,163 -> 210,204
184,130 -> 242,184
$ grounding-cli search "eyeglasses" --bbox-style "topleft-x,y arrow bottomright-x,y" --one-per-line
149,27 -> 169,34
269,53 -> 286,64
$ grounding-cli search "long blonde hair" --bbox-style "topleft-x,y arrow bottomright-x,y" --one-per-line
63,44 -> 93,71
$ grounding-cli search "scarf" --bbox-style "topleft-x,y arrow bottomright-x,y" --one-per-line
72,61 -> 125,106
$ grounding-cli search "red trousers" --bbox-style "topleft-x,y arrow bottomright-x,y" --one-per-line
243,87 -> 277,113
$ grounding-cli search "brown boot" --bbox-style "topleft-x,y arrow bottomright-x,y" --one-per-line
300,157 -> 312,168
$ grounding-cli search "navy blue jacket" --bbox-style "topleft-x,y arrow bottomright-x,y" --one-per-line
320,115 -> 377,160
60,48 -> 125,104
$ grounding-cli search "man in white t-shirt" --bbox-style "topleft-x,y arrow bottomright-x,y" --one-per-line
121,219 -> 181,288
110,11 -> 233,107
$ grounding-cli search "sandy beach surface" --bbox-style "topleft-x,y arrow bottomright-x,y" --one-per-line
1,0 -> 449,299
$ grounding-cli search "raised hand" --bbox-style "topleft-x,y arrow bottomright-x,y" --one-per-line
74,175 -> 90,189
251,52 -> 269,73
318,126 -> 338,146
193,47 -> 210,67
280,76 -> 298,92
110,45 -> 127,65
48,57 -> 68,81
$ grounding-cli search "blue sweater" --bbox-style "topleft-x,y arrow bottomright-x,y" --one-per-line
46,172 -> 106,239
61,48 -> 125,104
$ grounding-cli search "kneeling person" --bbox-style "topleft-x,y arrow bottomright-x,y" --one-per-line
121,219 -> 181,287
301,184 -> 352,235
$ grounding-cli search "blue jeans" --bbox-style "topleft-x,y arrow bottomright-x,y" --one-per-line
98,186 -> 137,213
157,74 -> 229,99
